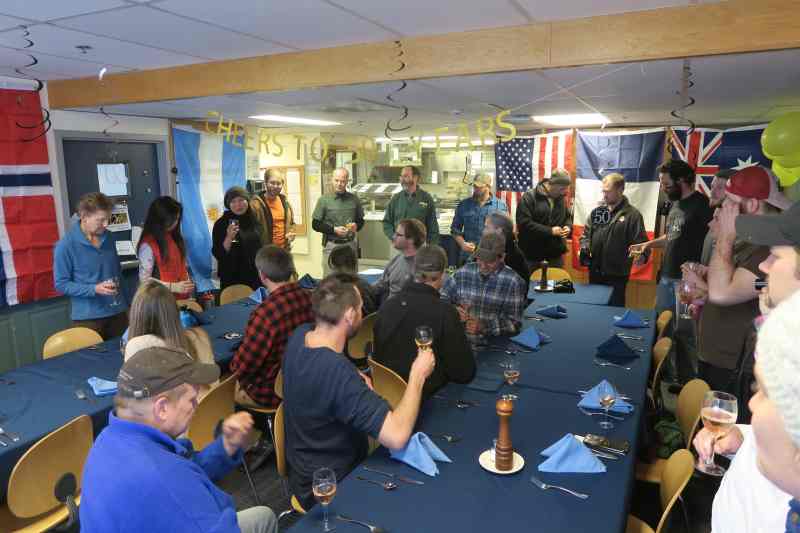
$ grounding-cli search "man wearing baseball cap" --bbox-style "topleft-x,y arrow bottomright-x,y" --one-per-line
80,346 -> 278,533
516,168 -> 573,270
451,173 -> 508,265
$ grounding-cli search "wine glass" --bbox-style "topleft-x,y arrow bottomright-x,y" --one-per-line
674,280 -> 694,319
105,276 -> 121,307
597,381 -> 617,430
502,357 -> 520,401
414,325 -> 433,351
312,467 -> 337,531
696,390 -> 738,476
228,219 -> 239,243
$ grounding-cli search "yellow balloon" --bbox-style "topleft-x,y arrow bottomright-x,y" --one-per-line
762,112 -> 800,160
772,161 -> 800,188
772,151 -> 800,169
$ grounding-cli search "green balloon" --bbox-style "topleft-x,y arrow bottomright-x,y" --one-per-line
773,151 -> 800,169
773,161 -> 800,188
762,112 -> 800,159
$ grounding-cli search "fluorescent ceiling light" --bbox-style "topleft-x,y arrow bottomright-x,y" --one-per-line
249,114 -> 341,126
532,113 -> 610,126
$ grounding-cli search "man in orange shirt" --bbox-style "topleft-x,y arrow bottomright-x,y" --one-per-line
251,169 -> 296,250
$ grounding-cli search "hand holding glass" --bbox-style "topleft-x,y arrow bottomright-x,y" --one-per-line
228,219 -> 239,243
415,325 -> 433,351
105,276 -> 121,307
696,391 -> 738,476
312,467 -> 337,531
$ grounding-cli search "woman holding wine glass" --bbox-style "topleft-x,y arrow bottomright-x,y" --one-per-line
212,186 -> 263,290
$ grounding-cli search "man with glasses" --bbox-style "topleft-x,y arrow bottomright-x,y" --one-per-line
372,219 -> 426,303
312,167 -> 364,275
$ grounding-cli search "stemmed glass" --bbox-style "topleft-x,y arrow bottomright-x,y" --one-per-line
502,357 -> 519,401
228,219 -> 239,243
105,276 -> 121,307
597,381 -> 617,430
312,467 -> 337,531
414,325 -> 433,351
675,280 -> 694,319
697,390 -> 738,476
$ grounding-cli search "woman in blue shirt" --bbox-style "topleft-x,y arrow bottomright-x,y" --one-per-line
54,192 -> 127,339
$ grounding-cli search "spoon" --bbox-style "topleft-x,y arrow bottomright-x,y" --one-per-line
578,406 -> 624,421
337,514 -> 387,533
593,359 -> 632,371
356,476 -> 398,491
432,433 -> 462,443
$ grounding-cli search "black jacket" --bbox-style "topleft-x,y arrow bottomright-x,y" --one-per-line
579,197 -> 648,277
211,210 -> 263,290
516,182 -> 572,263
505,239 -> 530,291
374,282 -> 475,398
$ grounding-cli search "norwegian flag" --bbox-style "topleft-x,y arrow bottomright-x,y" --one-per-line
0,89 -> 59,307
669,125 -> 768,194
495,131 -> 574,219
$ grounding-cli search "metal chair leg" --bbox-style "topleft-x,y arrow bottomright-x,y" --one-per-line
241,454 -> 261,506
679,495 -> 691,532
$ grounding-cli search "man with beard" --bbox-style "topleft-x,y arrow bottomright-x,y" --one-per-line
382,165 -> 439,244
281,275 -> 435,510
629,160 -> 713,315
700,168 -> 735,265
450,173 -> 507,265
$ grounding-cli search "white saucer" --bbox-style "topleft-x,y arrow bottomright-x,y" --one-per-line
478,449 -> 525,475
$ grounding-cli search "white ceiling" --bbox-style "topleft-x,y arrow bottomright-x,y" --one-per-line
0,0 -> 796,135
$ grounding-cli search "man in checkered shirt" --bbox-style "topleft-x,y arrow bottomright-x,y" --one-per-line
442,233 -> 526,344
231,245 -> 313,408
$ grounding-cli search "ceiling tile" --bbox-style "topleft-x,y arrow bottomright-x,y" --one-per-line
419,71 -> 561,110
0,14 -> 29,31
0,1 -> 129,22
157,0 -> 395,49
58,5 -> 291,59
0,47 -> 130,79
330,0 -> 526,36
513,0 -> 704,21
0,24 -> 205,70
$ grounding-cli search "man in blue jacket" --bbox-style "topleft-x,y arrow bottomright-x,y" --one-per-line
80,346 -> 278,533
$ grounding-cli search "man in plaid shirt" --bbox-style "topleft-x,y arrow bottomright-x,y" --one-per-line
442,233 -> 526,341
231,245 -> 313,408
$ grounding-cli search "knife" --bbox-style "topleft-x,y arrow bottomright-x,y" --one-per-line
363,466 -> 425,485
572,435 -> 619,459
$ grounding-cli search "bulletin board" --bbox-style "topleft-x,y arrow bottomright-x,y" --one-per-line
262,165 -> 307,236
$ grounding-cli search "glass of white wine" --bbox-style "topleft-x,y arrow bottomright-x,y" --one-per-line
502,357 -> 520,401
312,467 -> 337,531
415,325 -> 433,351
597,381 -> 617,430
697,390 -> 738,476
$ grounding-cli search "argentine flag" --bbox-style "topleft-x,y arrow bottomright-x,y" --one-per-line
172,125 -> 245,292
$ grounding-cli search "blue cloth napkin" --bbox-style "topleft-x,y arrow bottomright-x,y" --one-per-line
249,287 -> 268,303
466,369 -> 504,392
390,432 -> 452,476
578,380 -> 634,414
87,377 -> 117,396
510,326 -> 551,350
536,304 -> 567,319
613,310 -> 648,328
298,274 -> 319,290
179,310 -> 199,328
596,335 -> 639,361
538,433 -> 606,473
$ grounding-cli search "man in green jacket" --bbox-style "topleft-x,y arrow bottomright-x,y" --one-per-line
312,167 -> 364,275
382,165 -> 439,245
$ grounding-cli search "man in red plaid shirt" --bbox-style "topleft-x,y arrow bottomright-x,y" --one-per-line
231,245 -> 313,408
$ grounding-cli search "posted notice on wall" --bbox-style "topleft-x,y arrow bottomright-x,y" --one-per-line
108,203 -> 132,232
97,163 -> 129,197
115,240 -> 135,256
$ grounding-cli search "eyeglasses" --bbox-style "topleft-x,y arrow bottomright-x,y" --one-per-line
393,232 -> 406,238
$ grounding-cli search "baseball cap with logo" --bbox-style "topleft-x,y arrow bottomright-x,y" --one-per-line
117,346 -> 220,399
548,169 -> 571,187
415,244 -> 448,275
473,233 -> 506,262
725,166 -> 792,210
472,173 -> 493,188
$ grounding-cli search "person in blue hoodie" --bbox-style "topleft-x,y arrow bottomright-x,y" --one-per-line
53,192 -> 128,339
80,345 -> 278,533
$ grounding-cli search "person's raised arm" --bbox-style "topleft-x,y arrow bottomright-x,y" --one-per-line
377,348 -> 435,449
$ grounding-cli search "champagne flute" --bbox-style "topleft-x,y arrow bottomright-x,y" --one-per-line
105,276 -> 121,307
228,219 -> 239,243
312,467 -> 337,531
697,390 -> 738,476
597,381 -> 617,430
414,325 -> 433,351
675,280 -> 694,319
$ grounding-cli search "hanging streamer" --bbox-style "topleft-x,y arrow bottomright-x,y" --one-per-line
7,26 -> 52,142
384,40 -> 412,140
670,59 -> 696,135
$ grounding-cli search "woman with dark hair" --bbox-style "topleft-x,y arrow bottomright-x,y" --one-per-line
212,186 -> 262,290
137,196 -> 195,300
328,245 -> 377,316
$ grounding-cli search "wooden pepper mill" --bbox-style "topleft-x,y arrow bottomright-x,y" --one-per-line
495,397 -> 514,471
539,259 -> 549,291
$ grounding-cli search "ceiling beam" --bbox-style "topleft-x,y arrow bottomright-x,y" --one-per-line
47,0 -> 800,109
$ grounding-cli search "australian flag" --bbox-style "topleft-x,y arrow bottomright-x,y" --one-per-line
670,125 -> 768,195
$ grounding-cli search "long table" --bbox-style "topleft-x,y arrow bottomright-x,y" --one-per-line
289,303 -> 656,533
527,282 -> 614,306
0,301 -> 254,501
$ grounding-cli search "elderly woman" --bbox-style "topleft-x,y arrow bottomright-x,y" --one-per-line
212,186 -> 262,290
137,196 -> 195,300
54,192 -> 128,339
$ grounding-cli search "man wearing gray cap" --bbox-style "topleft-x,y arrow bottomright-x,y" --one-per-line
451,173 -> 507,265
516,169 -> 573,269
80,346 -> 278,533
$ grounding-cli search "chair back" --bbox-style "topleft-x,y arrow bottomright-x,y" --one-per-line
7,415 -> 93,518
656,310 -> 673,339
655,449 -> 695,533
186,374 -> 237,450
220,284 -> 253,305
348,312 -> 378,360
531,267 -> 572,282
676,378 -> 710,447
177,299 -> 204,313
650,337 -> 673,398
274,370 -> 283,400
368,359 -> 407,410
43,327 -> 103,359
274,403 -> 287,478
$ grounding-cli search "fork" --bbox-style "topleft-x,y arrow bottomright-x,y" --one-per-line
431,433 -> 461,443
593,359 -> 632,371
337,514 -> 387,533
530,475 -> 589,499
579,389 -> 631,401
0,426 -> 20,443
578,406 -> 624,421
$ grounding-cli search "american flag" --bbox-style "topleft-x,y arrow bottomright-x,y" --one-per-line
495,131 -> 573,219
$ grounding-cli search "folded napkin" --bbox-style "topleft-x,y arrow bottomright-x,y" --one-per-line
298,274 -> 319,290
596,335 -> 639,361
249,287 -> 269,303
87,376 -> 117,396
538,433 -> 606,473
613,310 -> 648,328
390,432 -> 452,476
179,310 -> 199,328
466,369 -> 504,392
536,304 -> 567,319
578,380 -> 634,414
510,326 -> 551,350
